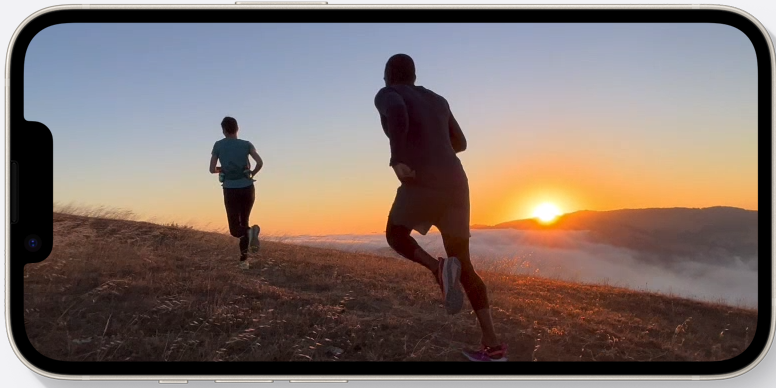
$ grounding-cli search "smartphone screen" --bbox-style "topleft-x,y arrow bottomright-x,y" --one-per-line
7,6 -> 772,380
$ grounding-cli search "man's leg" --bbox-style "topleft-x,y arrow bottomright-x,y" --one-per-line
242,185 -> 260,253
223,188 -> 243,237
241,185 -> 255,224
224,188 -> 249,260
441,234 -> 500,348
385,217 -> 439,274
236,186 -> 255,260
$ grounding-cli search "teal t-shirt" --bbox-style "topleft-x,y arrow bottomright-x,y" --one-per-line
212,138 -> 256,188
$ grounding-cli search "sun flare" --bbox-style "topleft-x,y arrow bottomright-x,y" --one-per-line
532,203 -> 562,223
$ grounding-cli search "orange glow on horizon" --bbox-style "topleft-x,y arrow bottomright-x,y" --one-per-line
56,140 -> 758,235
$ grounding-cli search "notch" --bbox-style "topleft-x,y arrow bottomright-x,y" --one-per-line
10,120 -> 54,263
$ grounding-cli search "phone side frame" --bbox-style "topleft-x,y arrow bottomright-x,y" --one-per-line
4,2 -> 775,382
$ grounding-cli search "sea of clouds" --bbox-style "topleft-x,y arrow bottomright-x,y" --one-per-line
270,229 -> 758,308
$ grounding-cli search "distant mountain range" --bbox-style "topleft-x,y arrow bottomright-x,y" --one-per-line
473,207 -> 759,269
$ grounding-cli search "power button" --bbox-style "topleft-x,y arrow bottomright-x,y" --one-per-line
289,380 -> 348,383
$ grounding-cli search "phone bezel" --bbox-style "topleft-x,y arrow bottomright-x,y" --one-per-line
5,4 -> 774,381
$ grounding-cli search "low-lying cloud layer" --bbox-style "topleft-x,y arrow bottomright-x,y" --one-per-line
273,230 -> 758,308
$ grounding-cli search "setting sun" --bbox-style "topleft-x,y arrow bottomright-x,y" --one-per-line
533,203 -> 562,223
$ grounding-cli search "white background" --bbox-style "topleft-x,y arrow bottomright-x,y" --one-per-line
2,0 -> 774,387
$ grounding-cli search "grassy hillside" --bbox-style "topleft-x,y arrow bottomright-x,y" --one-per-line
23,213 -> 757,362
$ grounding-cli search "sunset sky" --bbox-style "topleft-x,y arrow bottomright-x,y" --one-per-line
25,23 -> 758,235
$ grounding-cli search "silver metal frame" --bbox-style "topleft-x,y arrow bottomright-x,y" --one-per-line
4,2 -> 775,382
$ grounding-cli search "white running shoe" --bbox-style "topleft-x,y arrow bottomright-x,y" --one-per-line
239,260 -> 250,270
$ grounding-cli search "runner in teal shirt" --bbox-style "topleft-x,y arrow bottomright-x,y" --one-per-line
209,117 -> 264,269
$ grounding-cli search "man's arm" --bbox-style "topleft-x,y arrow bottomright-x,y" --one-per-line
448,107 -> 467,153
209,154 -> 219,174
374,88 -> 410,167
249,145 -> 263,177
210,143 -> 221,173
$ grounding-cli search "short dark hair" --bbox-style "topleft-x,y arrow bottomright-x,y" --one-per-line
221,117 -> 238,134
385,53 -> 416,84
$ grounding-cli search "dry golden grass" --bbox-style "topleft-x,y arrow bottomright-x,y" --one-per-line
23,213 -> 757,362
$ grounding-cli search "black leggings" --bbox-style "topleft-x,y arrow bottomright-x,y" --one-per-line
224,185 -> 255,260
386,220 -> 489,311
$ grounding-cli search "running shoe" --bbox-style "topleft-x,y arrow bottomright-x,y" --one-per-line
239,260 -> 250,270
462,343 -> 508,362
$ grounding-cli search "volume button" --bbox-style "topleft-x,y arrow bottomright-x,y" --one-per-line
215,380 -> 274,383
11,160 -> 18,224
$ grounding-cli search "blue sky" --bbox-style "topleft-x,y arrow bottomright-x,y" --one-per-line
24,23 -> 758,234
